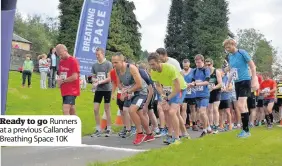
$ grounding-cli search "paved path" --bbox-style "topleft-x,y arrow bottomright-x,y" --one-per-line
1,130 -> 201,166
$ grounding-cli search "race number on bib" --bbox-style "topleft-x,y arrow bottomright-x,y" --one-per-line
97,72 -> 106,81
187,88 -> 192,94
231,68 -> 238,80
163,86 -> 172,96
60,72 -> 67,80
195,86 -> 203,91
279,87 -> 282,93
208,83 -> 215,90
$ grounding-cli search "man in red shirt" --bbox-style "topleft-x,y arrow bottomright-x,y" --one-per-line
259,72 -> 277,128
56,44 -> 80,115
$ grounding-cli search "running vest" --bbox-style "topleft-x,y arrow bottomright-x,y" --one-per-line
277,81 -> 282,99
209,68 -> 220,93
116,64 -> 148,95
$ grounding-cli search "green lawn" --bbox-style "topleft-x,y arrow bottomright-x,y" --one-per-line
6,71 -> 121,135
90,127 -> 282,166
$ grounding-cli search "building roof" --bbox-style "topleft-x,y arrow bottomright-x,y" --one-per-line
12,33 -> 32,44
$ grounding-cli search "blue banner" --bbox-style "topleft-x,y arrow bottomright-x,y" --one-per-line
1,0 -> 18,115
74,0 -> 114,76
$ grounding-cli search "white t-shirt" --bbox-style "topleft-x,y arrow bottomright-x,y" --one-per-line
166,57 -> 182,72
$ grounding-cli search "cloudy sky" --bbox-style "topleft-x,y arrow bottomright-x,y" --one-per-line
16,0 -> 282,52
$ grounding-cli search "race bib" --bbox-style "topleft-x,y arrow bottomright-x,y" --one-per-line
97,72 -> 106,81
163,86 -> 172,96
60,72 -> 67,80
279,87 -> 282,93
263,88 -> 270,93
195,80 -> 204,91
208,83 -> 215,89
230,68 -> 238,80
187,88 -> 192,94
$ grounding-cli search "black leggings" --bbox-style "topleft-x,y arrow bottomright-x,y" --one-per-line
22,70 -> 32,86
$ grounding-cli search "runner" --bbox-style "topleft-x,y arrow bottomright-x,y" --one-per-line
156,48 -> 182,71
112,52 -> 154,145
182,59 -> 198,131
148,53 -> 190,144
205,58 -> 222,134
277,75 -> 282,127
56,44 -> 80,115
109,68 -> 134,137
91,48 -> 113,137
219,68 -> 232,131
259,72 -> 277,128
224,39 -> 257,138
189,54 -> 211,137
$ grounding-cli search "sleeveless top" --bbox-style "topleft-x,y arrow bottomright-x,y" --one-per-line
209,68 -> 220,93
116,64 -> 148,95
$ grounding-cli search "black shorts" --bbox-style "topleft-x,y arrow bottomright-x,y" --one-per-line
263,99 -> 274,107
247,92 -> 256,109
183,98 -> 196,105
209,91 -> 221,103
277,98 -> 282,107
123,94 -> 147,110
256,98 -> 263,107
219,100 -> 230,110
94,91 -> 111,104
235,80 -> 251,99
62,96 -> 77,105
147,93 -> 156,110
117,99 -> 124,111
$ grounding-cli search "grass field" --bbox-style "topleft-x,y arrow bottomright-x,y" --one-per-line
90,127 -> 282,166
6,71 -> 120,136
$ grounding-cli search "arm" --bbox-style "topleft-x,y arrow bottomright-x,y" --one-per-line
168,78 -> 181,100
98,62 -> 113,85
269,81 -> 277,93
127,65 -> 142,93
213,69 -> 222,90
248,60 -> 257,80
155,82 -> 163,96
145,85 -> 154,105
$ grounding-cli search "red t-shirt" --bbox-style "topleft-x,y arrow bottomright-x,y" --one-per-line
260,79 -> 276,99
257,74 -> 263,84
58,56 -> 80,97
110,69 -> 121,99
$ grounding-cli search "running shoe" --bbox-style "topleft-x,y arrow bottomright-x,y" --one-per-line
104,129 -> 112,137
200,131 -> 207,137
144,134 -> 155,142
91,130 -> 102,137
163,135 -> 172,144
192,125 -> 199,131
237,130 -> 251,138
159,128 -> 167,137
118,127 -> 126,137
133,133 -> 146,145
168,138 -> 181,145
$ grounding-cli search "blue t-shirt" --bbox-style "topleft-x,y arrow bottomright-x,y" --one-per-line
228,49 -> 251,82
193,68 -> 210,98
184,68 -> 196,98
221,74 -> 230,100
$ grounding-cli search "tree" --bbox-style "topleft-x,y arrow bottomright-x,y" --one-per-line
272,52 -> 282,78
58,0 -> 83,54
193,0 -> 229,68
236,28 -> 264,57
13,12 -> 59,53
164,0 -> 184,60
253,39 -> 275,73
181,0 -> 198,64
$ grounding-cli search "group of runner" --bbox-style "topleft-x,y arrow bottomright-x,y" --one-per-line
55,38 -> 282,146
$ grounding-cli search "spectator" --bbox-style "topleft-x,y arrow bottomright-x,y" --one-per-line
38,54 -> 49,89
47,47 -> 60,88
22,54 -> 34,88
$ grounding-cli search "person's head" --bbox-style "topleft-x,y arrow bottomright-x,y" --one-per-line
205,58 -> 214,70
148,52 -> 161,71
55,44 -> 69,59
262,72 -> 271,80
194,54 -> 205,68
25,54 -> 32,61
111,52 -> 125,70
95,47 -> 105,62
156,48 -> 167,63
41,54 -> 47,59
182,59 -> 190,71
49,47 -> 56,54
223,39 -> 237,53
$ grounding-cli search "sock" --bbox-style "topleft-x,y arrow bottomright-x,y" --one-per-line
207,126 -> 212,131
107,126 -> 111,130
138,132 -> 143,135
265,114 -> 270,125
203,128 -> 207,133
241,113 -> 249,132
269,113 -> 273,123
96,125 -> 101,131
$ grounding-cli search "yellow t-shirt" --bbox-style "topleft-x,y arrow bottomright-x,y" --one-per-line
150,63 -> 186,91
